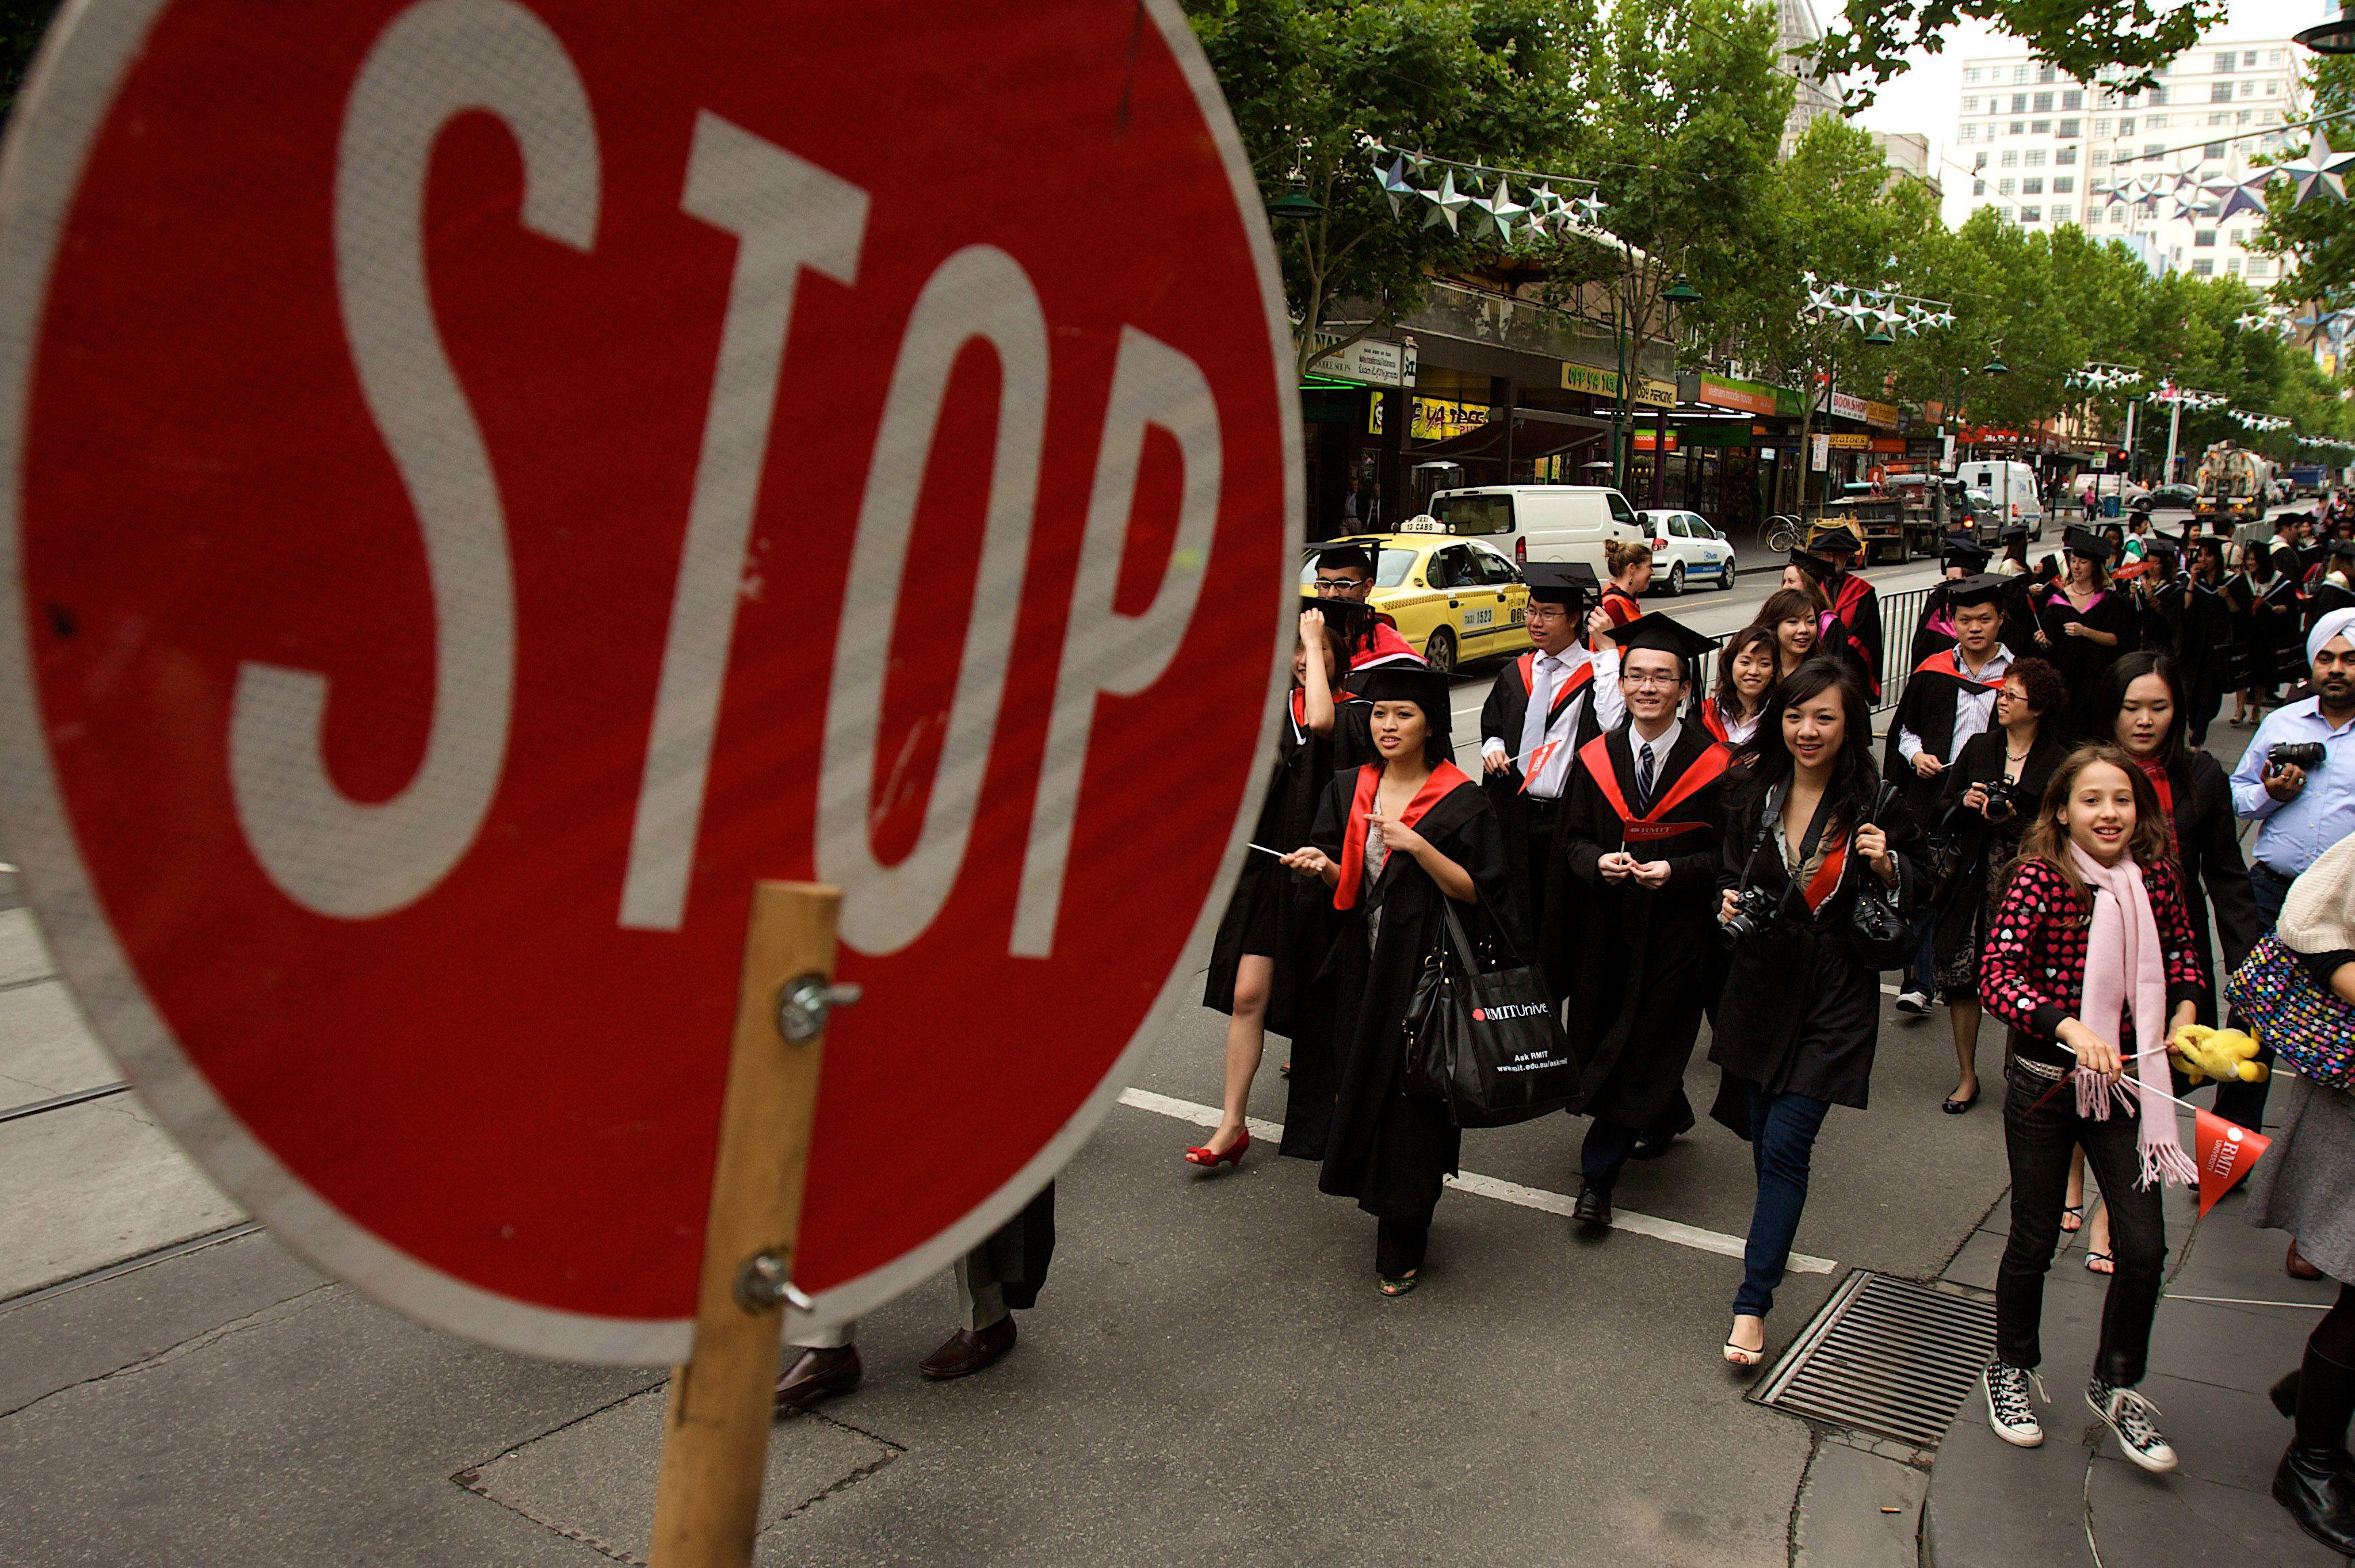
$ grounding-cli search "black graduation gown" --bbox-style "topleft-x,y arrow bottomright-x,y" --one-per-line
2154,751 -> 2265,1026
2177,578 -> 2238,734
2254,573 -> 2306,685
1545,727 -> 1728,1130
1930,728 -> 2064,962
2033,586 -> 2135,738
1825,572 -> 1883,699
1908,587 -> 1957,665
1709,784 -> 1930,1115
1478,652 -> 1609,932
1287,769 -> 1522,1224
2223,572 -> 2262,690
1881,650 -> 2005,828
2307,578 -> 2355,637
1202,690 -> 1360,1036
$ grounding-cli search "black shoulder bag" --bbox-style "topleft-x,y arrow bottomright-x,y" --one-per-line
1845,782 -> 1917,969
1402,899 -> 1579,1128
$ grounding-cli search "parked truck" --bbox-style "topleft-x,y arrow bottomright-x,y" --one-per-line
2194,444 -> 2275,528
2288,462 -> 2329,496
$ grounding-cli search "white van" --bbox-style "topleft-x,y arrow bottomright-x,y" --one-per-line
1953,461 -> 2047,536
1420,485 -> 1646,575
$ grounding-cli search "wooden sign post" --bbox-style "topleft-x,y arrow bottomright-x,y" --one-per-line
649,882 -> 843,1567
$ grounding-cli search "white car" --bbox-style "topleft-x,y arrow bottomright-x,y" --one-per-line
1637,509 -> 1738,593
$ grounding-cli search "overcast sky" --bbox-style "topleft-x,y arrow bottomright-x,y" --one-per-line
1845,0 -> 2336,224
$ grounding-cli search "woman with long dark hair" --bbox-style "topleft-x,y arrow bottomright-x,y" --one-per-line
1704,624 -> 1777,746
2032,527 -> 2135,738
1713,658 -> 1927,1365
1757,587 -> 1828,681
1931,656 -> 2068,1112
1279,665 -> 1521,1296
2178,536 -> 2238,746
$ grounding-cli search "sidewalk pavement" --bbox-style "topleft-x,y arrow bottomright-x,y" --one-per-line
1924,1092 -> 2346,1566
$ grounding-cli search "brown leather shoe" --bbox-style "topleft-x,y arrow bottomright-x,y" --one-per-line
773,1345 -> 862,1411
2289,1239 -> 2326,1281
917,1315 -> 1016,1380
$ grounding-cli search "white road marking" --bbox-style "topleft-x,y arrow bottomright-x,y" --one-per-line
1117,1086 -> 1837,1275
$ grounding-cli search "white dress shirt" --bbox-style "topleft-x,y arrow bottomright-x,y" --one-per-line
1897,645 -> 2012,763
1482,647 -> 1625,799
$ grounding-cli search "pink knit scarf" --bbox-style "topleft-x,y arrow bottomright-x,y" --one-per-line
2068,843 -> 2195,1188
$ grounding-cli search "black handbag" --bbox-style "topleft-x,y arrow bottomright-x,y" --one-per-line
1845,784 -> 1917,969
1402,899 -> 1578,1128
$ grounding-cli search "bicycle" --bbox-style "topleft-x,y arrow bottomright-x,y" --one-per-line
1764,513 -> 1804,553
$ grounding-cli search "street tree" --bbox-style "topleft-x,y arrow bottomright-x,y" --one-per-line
1805,0 -> 2223,109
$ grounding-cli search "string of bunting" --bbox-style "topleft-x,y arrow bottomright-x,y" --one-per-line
1798,272 -> 1955,337
1366,143 -> 1610,245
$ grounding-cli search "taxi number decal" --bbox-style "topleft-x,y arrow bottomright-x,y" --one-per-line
1463,607 -> 1494,628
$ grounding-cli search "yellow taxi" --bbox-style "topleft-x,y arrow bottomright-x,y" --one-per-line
1297,529 -> 1532,674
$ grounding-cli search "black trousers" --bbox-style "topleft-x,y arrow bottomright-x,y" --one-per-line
1995,1061 -> 2168,1386
1524,797 -> 1562,939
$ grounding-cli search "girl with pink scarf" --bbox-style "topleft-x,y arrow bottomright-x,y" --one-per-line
1976,745 -> 2208,1473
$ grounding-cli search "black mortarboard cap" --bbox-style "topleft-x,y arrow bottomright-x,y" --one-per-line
1606,612 -> 1717,675
1522,560 -> 1600,607
1312,542 -> 1374,574
1787,549 -> 1835,583
1942,538 -> 1993,570
1301,595 -> 1373,645
1808,527 -> 1862,558
2063,525 -> 2114,562
1944,573 -> 2007,609
2001,524 -> 2031,543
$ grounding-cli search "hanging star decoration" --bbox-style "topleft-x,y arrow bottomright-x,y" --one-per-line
1375,153 -> 1420,217
1419,170 -> 1471,232
2278,128 -> 2355,207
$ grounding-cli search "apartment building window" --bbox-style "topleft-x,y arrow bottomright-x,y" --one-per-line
2207,112 -> 2227,126
2031,119 -> 2051,133
2014,64 -> 2028,83
2022,205 -> 2042,222
2207,141 -> 2226,156
2022,176 -> 2043,194
2150,87 -> 2166,105
2054,175 -> 2075,193
2229,228 -> 2245,247
2095,116 -> 2112,133
1962,96 -> 1978,112
2242,80 -> 2255,98
2245,50 -> 2257,66
1999,177 -> 2017,194
1973,179 -> 1986,196
2033,91 -> 2054,112
2194,229 -> 2215,247
2025,148 -> 2047,166
1960,123 -> 1976,142
2228,257 -> 2242,274
2059,118 -> 2081,137
2144,142 -> 2163,156
2038,63 -> 2055,83
1965,66 -> 1982,83
2109,203 -> 2127,222
2062,89 -> 2083,110
2001,150 -> 2018,167
2211,81 -> 2234,102
2240,110 -> 2253,125
2269,48 -> 2284,64
2215,51 -> 2235,71
2012,93 -> 2027,112
2149,114 -> 2168,127
2091,173 -> 2110,191
2053,206 -> 2072,225
2057,146 -> 2077,164
2011,120 -> 2025,134
2192,257 -> 2213,275
2250,257 -> 2272,278
2119,116 -> 2134,134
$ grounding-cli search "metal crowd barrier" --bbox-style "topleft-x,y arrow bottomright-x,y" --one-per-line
1688,584 -> 1935,720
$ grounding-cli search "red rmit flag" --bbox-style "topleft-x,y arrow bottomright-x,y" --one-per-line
2195,1108 -> 2272,1216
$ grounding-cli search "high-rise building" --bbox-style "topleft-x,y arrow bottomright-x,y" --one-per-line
1776,0 -> 1843,158
1951,39 -> 2306,280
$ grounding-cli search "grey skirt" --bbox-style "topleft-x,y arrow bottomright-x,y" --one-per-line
2246,1074 -> 2355,1281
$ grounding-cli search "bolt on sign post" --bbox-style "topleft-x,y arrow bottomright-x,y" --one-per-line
0,1 -> 1299,1561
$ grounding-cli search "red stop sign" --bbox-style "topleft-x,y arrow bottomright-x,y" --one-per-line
0,0 -> 1297,1360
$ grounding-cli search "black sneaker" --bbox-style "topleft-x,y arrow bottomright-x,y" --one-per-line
1984,1360 -> 2043,1448
2088,1378 -> 2178,1473
1894,988 -> 1930,1018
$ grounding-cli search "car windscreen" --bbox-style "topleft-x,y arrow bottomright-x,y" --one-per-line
1431,494 -> 1514,534
1298,548 -> 1418,589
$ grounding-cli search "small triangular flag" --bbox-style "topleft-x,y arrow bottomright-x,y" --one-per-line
2195,1107 -> 2271,1216
1519,740 -> 1563,791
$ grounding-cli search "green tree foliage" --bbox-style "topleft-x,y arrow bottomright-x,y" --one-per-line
2256,54 -> 2355,308
1806,0 -> 2222,109
1182,0 -> 1588,375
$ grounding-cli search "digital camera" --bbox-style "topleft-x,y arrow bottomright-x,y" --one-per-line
1982,779 -> 2028,822
2269,742 -> 2326,772
1722,884 -> 1779,945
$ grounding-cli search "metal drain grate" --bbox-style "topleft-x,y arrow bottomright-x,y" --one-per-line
1752,1270 -> 1996,1449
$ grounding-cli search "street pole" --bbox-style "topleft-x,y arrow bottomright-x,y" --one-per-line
2163,398 -> 2182,485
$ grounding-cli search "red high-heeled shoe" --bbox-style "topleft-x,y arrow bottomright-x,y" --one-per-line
1184,1130 -> 1249,1168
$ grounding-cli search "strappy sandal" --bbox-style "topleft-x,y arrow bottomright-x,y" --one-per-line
2085,1249 -> 2114,1275
1378,1269 -> 1419,1298
2060,1203 -> 2085,1233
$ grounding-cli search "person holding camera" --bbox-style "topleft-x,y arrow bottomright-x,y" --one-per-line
1711,660 -> 1926,1368
2233,609 -> 2355,929
1930,657 -> 2068,1113
1545,614 -> 1730,1230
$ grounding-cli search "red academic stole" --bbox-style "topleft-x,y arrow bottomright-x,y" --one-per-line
1514,654 -> 1595,790
1700,699 -> 1729,743
1829,573 -> 1880,696
1576,736 -> 1732,845
1801,829 -> 1851,912
1333,761 -> 1474,910
1349,619 -> 1423,670
1913,648 -> 2005,692
2136,757 -> 2179,851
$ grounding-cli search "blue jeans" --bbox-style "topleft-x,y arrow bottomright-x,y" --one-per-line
1734,1083 -> 1832,1318
1906,907 -> 1937,998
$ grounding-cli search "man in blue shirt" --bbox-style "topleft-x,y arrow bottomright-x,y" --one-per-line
2233,607 -> 2355,923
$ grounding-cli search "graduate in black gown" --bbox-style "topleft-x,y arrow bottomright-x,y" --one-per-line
1883,575 -> 2014,834
2030,526 -> 2135,738
1280,664 -> 1522,1294
1306,542 -> 1425,677
1545,614 -> 1731,1227
2177,537 -> 2237,746
1806,528 -> 1885,701
1478,561 -> 1622,937
1909,538 -> 1994,664
1195,606 -> 1364,1168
